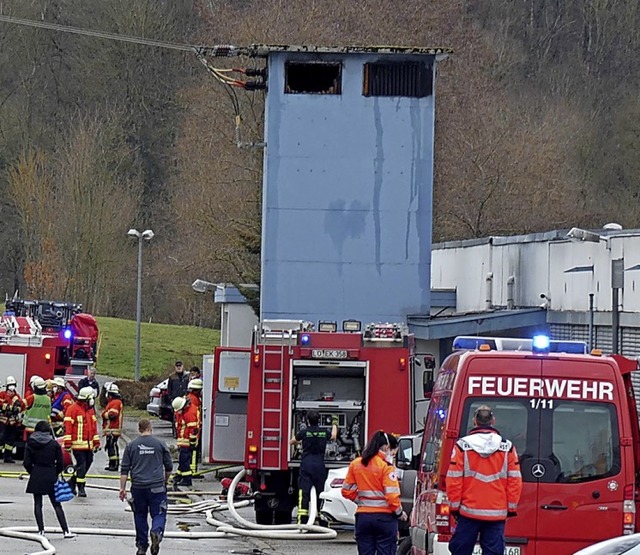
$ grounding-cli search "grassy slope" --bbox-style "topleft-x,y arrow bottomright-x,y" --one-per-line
95,316 -> 220,380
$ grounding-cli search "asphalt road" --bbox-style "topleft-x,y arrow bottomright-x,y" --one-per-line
0,413 -> 356,555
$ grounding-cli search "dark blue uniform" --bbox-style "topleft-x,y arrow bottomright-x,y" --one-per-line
296,425 -> 330,524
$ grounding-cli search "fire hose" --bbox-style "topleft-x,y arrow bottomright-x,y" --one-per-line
0,468 -> 337,554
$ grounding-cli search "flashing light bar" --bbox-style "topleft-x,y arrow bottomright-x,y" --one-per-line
453,336 -> 587,354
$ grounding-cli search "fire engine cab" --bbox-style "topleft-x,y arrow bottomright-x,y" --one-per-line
210,320 -> 434,524
408,335 -> 640,555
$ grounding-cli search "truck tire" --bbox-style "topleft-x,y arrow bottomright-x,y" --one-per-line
397,536 -> 412,555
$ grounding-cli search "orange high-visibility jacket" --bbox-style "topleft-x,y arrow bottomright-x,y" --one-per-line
1,392 -> 23,426
101,398 -> 124,436
342,452 -> 403,516
446,428 -> 522,521
63,401 -> 100,451
176,402 -> 199,448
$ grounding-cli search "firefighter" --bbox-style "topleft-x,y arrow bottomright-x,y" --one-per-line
167,361 -> 188,437
186,378 -> 202,474
446,405 -> 523,555
1,376 -> 24,463
23,376 -> 52,438
171,396 -> 198,488
63,386 -> 100,497
342,431 -> 407,555
0,380 -> 7,461
289,410 -> 338,524
50,377 -> 73,436
101,383 -> 124,471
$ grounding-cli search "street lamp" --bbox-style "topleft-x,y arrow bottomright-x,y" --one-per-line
128,228 -> 154,381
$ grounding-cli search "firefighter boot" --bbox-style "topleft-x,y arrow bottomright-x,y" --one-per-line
3,448 -> 15,463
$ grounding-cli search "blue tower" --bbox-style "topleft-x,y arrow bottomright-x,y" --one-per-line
259,46 -> 448,325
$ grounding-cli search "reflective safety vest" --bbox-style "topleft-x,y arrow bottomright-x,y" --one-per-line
23,393 -> 52,431
342,452 -> 403,516
176,403 -> 199,448
63,402 -> 100,451
101,398 -> 123,436
446,429 -> 523,521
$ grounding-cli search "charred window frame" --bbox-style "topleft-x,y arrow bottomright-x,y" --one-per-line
363,61 -> 433,97
284,61 -> 342,95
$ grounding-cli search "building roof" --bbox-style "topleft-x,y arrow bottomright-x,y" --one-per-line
408,308 -> 547,340
199,44 -> 452,59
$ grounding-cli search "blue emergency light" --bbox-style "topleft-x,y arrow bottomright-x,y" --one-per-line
63,328 -> 72,340
300,333 -> 311,346
532,335 -> 551,352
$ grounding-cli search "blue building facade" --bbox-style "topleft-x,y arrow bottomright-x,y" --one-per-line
260,46 -> 447,325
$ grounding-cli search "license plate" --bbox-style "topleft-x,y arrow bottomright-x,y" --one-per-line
472,547 -> 521,555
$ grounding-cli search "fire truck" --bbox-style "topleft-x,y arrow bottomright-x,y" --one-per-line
209,319 -> 435,524
0,298 -> 99,397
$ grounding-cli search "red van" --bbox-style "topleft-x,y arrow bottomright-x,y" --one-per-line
409,336 -> 639,555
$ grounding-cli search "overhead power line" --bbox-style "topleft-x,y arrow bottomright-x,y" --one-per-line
0,14 -> 198,52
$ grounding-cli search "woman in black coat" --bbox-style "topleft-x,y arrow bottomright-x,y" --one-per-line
23,420 -> 75,538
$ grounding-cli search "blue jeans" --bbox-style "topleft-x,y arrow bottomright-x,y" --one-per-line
355,512 -> 398,555
449,514 -> 506,555
131,486 -> 168,549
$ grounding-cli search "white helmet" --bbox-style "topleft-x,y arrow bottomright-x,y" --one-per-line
32,376 -> 46,390
52,377 -> 66,388
188,378 -> 203,390
6,376 -> 17,387
29,375 -> 42,386
107,383 -> 120,394
172,396 -> 187,411
77,386 -> 95,401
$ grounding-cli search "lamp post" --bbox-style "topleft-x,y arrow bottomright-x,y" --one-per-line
128,228 -> 154,381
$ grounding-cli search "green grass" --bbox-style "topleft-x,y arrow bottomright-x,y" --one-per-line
95,316 -> 220,380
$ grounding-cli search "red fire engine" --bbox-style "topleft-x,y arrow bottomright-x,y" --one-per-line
210,319 -> 434,524
0,299 -> 99,396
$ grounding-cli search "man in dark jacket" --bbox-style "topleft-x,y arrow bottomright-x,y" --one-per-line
24,420 -> 75,538
167,361 -> 188,436
120,418 -> 173,555
78,366 -> 100,398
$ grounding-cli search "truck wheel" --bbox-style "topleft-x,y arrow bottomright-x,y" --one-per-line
397,536 -> 412,555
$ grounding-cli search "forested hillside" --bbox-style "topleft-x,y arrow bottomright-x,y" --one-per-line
0,0 -> 638,324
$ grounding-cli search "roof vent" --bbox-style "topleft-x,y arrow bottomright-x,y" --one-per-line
603,223 -> 623,231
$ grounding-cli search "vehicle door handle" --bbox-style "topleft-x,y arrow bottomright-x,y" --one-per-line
541,504 -> 568,511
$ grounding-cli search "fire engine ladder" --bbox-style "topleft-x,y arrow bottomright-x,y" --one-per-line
260,332 -> 290,469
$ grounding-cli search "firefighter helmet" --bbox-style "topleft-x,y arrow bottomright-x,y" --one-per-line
172,396 -> 187,411
188,378 -> 203,390
52,377 -> 66,388
77,386 -> 95,401
6,376 -> 16,387
32,376 -> 46,390
107,383 -> 120,395
29,375 -> 43,387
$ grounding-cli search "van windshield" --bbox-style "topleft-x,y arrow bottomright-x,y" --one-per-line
461,398 -> 620,484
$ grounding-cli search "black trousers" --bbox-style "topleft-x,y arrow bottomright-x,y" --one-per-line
72,450 -> 94,484
105,434 -> 120,467
33,493 -> 70,533
1,424 -> 17,459
298,459 -> 327,524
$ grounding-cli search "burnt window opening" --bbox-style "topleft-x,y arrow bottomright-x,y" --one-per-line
284,62 -> 342,94
363,61 -> 433,98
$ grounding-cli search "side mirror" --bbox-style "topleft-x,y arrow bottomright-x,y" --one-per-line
421,441 -> 436,473
396,437 -> 414,470
423,355 -> 436,369
423,370 -> 434,398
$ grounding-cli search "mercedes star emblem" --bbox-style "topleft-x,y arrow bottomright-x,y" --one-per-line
532,463 -> 546,478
